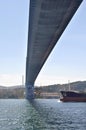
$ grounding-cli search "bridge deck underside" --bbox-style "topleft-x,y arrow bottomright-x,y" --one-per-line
26,0 -> 82,85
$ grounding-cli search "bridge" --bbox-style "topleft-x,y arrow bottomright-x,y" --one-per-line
25,0 -> 83,100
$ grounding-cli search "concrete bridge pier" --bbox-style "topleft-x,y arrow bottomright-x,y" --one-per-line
25,84 -> 34,100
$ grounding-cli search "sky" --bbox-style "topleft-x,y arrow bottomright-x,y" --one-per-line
0,0 -> 86,87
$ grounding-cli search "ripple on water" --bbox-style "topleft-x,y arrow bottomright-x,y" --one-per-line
0,99 -> 86,130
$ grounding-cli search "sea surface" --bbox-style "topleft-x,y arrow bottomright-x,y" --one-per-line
0,99 -> 86,130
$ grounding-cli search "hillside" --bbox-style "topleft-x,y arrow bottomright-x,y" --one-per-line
0,81 -> 86,98
35,81 -> 86,98
0,85 -> 25,99
35,81 -> 86,92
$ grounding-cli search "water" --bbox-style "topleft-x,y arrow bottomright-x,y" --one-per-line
0,99 -> 86,130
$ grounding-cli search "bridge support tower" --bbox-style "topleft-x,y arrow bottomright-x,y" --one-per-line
25,84 -> 34,100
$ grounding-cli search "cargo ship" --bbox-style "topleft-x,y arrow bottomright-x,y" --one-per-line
60,91 -> 86,102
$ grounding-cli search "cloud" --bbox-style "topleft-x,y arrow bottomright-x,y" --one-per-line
0,74 -> 24,87
35,75 -> 69,86
35,74 -> 86,86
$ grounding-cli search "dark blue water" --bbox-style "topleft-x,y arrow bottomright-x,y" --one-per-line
0,99 -> 86,130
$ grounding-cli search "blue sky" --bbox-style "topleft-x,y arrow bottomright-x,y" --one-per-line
0,0 -> 86,86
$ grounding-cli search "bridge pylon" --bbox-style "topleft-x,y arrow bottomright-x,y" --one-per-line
25,84 -> 34,100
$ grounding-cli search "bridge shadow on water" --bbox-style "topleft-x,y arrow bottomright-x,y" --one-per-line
27,99 -> 63,130
26,99 -> 86,130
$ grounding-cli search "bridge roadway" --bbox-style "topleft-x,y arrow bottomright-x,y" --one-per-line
25,0 -> 83,99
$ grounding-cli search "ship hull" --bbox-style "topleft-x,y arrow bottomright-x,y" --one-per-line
60,91 -> 86,102
60,97 -> 86,102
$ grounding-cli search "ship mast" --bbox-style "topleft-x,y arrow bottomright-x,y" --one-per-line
68,80 -> 70,91
22,75 -> 24,86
